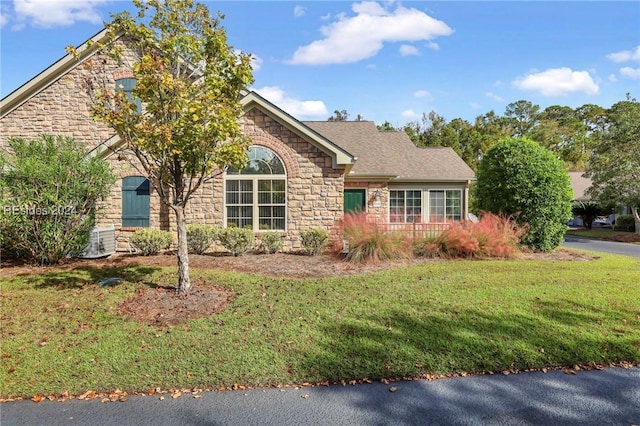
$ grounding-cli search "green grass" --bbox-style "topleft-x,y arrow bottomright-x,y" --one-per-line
1,253 -> 639,398
566,228 -> 640,243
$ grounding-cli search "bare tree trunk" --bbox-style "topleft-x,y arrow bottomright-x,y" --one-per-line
632,206 -> 640,235
174,205 -> 192,294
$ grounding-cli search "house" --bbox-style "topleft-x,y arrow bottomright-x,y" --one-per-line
0,29 -> 475,251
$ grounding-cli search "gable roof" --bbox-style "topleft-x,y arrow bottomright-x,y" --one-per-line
1,28 -> 111,119
303,121 -> 475,182
240,92 -> 355,168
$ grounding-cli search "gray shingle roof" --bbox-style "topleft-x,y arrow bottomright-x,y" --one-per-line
568,171 -> 592,201
303,121 -> 475,182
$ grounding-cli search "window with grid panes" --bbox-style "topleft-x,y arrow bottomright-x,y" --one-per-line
389,190 -> 422,223
225,146 -> 286,230
429,190 -> 462,222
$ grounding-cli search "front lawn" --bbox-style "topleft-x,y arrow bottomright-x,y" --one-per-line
1,252 -> 639,399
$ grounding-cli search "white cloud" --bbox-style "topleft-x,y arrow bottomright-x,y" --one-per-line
620,67 -> 640,79
0,12 -> 9,28
414,90 -> 431,98
485,92 -> 504,102
254,86 -> 328,118
426,41 -> 440,51
512,67 -> 599,97
608,74 -> 618,82
606,46 -> 640,63
287,1 -> 453,65
12,0 -> 109,29
401,109 -> 420,119
399,44 -> 420,56
250,54 -> 263,72
294,5 -> 306,18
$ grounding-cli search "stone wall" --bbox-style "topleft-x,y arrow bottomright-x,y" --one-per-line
184,108 -> 346,250
1,38 -> 347,253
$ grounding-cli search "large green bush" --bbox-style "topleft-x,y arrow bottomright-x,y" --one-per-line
218,227 -> 254,256
0,135 -> 115,264
130,228 -> 174,256
475,138 -> 572,251
186,223 -> 219,254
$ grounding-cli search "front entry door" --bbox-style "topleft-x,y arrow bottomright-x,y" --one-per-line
344,189 -> 366,214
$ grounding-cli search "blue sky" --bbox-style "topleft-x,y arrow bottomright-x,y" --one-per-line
1,1 -> 639,126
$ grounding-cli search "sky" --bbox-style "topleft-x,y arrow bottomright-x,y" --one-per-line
1,1 -> 639,127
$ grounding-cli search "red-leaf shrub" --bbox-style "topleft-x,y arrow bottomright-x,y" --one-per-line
414,212 -> 525,259
340,213 -> 413,263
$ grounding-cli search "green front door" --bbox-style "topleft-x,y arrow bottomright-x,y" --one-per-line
344,189 -> 366,214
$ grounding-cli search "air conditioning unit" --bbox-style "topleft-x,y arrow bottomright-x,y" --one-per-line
79,225 -> 116,258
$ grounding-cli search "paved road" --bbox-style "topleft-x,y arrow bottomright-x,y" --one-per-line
563,235 -> 640,258
2,367 -> 639,425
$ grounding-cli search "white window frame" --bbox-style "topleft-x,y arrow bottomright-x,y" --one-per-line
427,189 -> 463,222
224,147 -> 287,231
388,187 -> 464,223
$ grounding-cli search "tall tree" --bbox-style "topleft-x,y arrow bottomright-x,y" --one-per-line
586,97 -> 640,234
504,100 -> 540,137
533,105 -> 590,170
328,109 -> 349,121
72,0 -> 254,294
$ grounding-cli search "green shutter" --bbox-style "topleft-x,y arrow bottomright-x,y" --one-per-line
344,189 -> 366,214
122,177 -> 150,227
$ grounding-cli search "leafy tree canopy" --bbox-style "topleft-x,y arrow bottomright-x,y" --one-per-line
586,96 -> 640,233
71,0 -> 254,293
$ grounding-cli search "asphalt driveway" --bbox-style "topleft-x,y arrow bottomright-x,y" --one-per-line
563,234 -> 640,258
2,367 -> 639,425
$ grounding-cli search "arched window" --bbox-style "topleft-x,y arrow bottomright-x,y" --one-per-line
225,146 -> 286,231
122,176 -> 150,227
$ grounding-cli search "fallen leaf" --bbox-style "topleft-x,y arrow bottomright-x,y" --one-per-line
389,387 -> 398,393
31,395 -> 45,403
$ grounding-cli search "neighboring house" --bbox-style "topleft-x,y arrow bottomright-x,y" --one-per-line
568,171 -> 631,227
0,29 -> 475,251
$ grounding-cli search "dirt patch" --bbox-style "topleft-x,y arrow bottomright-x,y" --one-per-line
2,248 -> 598,326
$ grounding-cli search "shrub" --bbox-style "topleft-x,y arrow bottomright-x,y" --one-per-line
186,223 -> 219,254
414,213 -> 525,259
615,215 -> 636,232
0,135 -> 115,264
571,201 -> 600,229
259,231 -> 283,254
300,228 -> 329,256
475,138 -> 572,252
130,228 -> 174,256
342,213 -> 412,263
218,227 -> 254,256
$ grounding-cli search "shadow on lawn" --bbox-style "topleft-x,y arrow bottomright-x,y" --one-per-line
33,264 -> 161,290
299,298 -> 638,382
295,299 -> 639,425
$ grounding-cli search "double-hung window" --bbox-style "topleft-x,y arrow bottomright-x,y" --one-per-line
225,146 -> 286,231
